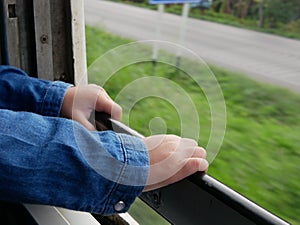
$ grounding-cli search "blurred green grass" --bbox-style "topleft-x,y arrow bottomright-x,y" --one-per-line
86,26 -> 300,225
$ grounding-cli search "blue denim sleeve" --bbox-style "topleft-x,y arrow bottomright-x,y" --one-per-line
0,65 -> 71,116
0,109 -> 149,215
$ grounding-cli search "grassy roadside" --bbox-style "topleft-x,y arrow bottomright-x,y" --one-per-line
86,26 -> 300,225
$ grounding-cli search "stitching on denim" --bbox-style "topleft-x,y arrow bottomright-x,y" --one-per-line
40,82 -> 55,116
101,134 -> 128,214
116,134 -> 128,185
40,82 -> 68,117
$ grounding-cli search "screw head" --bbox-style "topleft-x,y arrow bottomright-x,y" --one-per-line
40,35 -> 48,44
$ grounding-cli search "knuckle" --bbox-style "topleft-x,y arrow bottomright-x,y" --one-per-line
165,134 -> 180,142
88,84 -> 99,89
182,138 -> 198,146
89,84 -> 105,93
166,141 -> 178,152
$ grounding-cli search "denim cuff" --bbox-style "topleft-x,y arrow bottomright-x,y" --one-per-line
101,133 -> 149,215
37,81 -> 72,117
75,129 -> 149,215
85,131 -> 150,215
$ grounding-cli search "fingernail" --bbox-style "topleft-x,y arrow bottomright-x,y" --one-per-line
199,159 -> 209,171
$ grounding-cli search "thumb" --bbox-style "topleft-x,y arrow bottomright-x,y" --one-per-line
95,95 -> 122,121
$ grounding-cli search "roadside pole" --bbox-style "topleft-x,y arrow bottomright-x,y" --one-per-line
149,0 -> 198,69
176,2 -> 190,67
152,4 -> 164,62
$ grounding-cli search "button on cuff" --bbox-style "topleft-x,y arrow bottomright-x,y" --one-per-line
114,201 -> 126,212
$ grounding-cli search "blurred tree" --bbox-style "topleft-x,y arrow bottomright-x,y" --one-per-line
258,0 -> 266,27
221,0 -> 254,18
212,0 -> 223,12
265,0 -> 300,28
119,0 -> 300,34
212,0 -> 300,27
233,0 -> 254,18
223,0 -> 234,14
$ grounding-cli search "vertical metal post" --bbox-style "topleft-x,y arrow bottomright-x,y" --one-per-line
70,0 -> 88,85
33,0 -> 53,80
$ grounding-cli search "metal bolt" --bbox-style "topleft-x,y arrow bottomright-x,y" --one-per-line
40,35 -> 48,44
114,201 -> 126,212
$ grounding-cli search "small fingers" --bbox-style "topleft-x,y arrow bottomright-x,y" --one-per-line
192,146 -> 207,159
143,158 -> 209,192
194,158 -> 209,172
168,158 -> 209,183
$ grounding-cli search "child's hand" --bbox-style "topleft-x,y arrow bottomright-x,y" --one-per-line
143,135 -> 208,192
61,84 -> 122,130
61,85 -> 208,191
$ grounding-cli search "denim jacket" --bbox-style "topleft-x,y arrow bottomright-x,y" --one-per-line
0,65 -> 149,215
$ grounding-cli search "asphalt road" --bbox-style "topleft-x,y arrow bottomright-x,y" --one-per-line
84,0 -> 300,93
